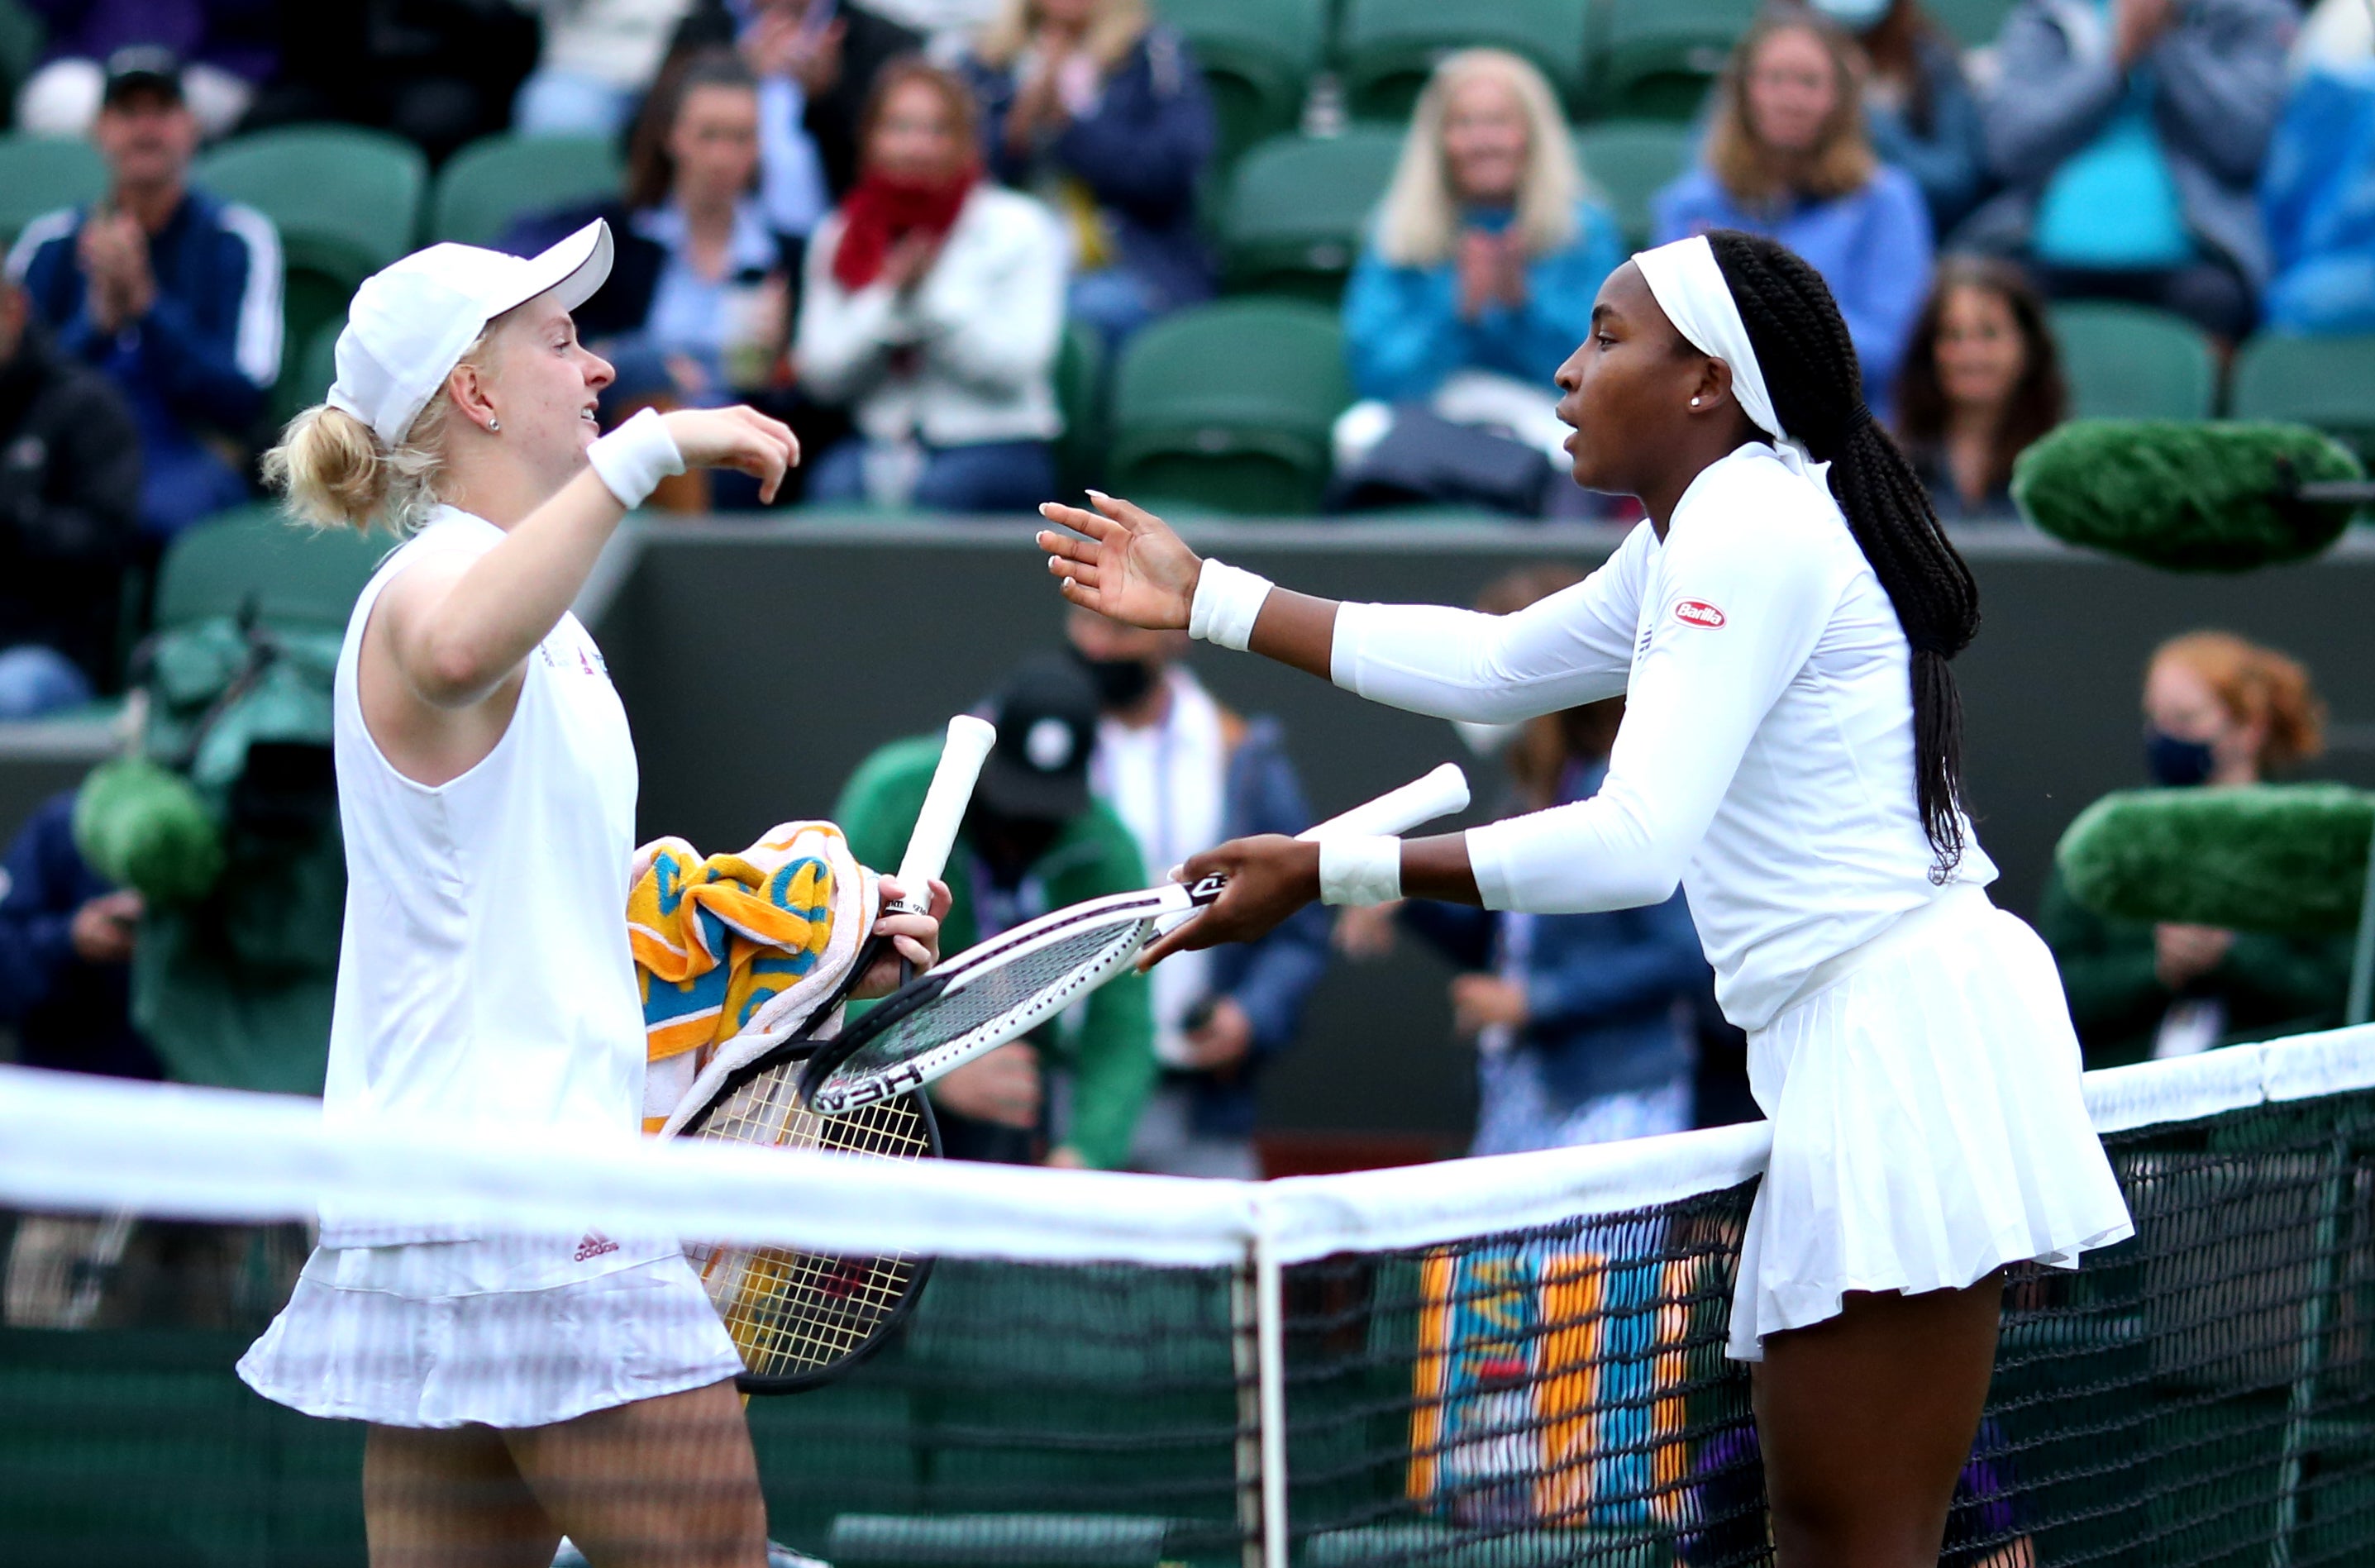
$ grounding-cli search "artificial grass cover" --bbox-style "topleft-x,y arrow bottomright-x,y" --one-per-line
2055,784 -> 2373,934
2012,421 -> 2363,572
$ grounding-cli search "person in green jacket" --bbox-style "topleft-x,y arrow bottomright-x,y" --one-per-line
2041,631 -> 2351,1070
835,652 -> 1157,1169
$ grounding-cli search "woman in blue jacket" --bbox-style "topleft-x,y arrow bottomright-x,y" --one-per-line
961,0 -> 1215,349
1652,9 -> 1934,417
1336,567 -> 1710,1156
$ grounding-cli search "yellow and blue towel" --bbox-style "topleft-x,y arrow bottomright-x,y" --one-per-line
628,821 -> 875,1131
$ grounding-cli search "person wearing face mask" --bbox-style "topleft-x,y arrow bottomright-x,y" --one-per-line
1063,606 -> 1327,1179
836,653 -> 1157,1169
1892,255 -> 2068,517
2040,631 -> 2350,1069
1652,10 -> 1934,419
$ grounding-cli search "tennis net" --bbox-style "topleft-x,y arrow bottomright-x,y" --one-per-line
2,1027 -> 2371,1568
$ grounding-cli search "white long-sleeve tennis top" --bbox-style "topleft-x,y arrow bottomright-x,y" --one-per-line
1331,443 -> 1996,1032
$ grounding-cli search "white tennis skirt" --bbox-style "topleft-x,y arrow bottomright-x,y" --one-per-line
237,1234 -> 745,1429
1729,884 -> 2134,1361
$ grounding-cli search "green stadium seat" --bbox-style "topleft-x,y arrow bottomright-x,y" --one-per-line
0,134 -> 103,247
1337,0 -> 1592,122
1924,0 -> 2017,47
2230,332 -> 2375,460
1596,0 -> 1760,122
430,133 -> 622,246
1054,317 -> 1107,496
195,126 -> 427,422
1159,0 -> 1322,170
1218,127 -> 1401,302
270,311 -> 344,427
2048,303 -> 2218,422
1573,120 -> 1695,251
153,503 -> 387,633
1109,298 -> 1350,514
0,0 -> 42,127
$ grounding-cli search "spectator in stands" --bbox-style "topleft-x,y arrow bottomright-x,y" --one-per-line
241,0 -> 539,164
1335,567 -> 1710,1157
1064,606 -> 1327,1179
501,52 -> 813,503
7,50 -> 279,546
1814,0 -> 1989,235
512,0 -> 698,138
2042,632 -> 2350,1070
1967,0 -> 2292,343
12,0 -> 274,140
1653,10 -> 1934,416
2259,17 -> 2375,334
836,654 -> 1157,1168
1335,49 -> 1624,482
796,60 -> 1065,510
0,274 -> 141,717
669,0 -> 928,236
0,790 -> 155,1080
1893,255 -> 2067,517
961,0 -> 1216,350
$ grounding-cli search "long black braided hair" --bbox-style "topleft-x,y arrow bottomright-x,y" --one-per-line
1702,229 -> 1982,877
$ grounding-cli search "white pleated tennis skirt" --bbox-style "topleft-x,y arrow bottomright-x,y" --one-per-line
237,1234 -> 744,1429
1729,884 -> 2134,1361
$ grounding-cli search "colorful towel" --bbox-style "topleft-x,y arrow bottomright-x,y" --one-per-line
628,822 -> 875,1132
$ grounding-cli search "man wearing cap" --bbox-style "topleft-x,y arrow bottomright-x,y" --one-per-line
7,47 -> 282,544
837,653 -> 1158,1169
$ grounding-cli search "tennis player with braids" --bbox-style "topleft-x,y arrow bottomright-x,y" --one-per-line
235,222 -> 943,1567
1040,229 -> 2133,1568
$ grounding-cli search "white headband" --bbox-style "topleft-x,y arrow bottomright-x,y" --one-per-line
1633,235 -> 1798,456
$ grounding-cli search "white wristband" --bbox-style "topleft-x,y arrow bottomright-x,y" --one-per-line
586,407 -> 686,509
1319,835 -> 1403,907
1189,559 -> 1273,651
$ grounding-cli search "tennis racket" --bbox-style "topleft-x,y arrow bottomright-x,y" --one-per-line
796,762 -> 1472,1118
672,714 -> 994,1394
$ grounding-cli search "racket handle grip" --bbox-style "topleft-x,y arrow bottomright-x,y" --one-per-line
1300,762 -> 1470,841
890,715 -> 996,913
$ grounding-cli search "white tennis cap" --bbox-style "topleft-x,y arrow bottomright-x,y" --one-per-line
327,220 -> 614,447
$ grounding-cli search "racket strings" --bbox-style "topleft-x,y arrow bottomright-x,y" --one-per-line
682,1066 -> 932,1380
834,918 -> 1151,1079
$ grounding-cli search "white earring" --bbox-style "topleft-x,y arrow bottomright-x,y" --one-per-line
1690,398 -> 1701,407
487,418 -> 500,432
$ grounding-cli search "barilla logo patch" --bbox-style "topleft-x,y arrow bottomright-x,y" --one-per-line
575,1232 -> 620,1262
1674,600 -> 1727,629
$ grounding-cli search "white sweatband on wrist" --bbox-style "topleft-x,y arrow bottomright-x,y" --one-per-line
1319,835 -> 1403,907
1189,559 -> 1273,651
585,407 -> 686,509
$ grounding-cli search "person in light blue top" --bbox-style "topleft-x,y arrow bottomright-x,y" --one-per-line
1336,49 -> 1624,492
1651,10 -> 1934,418
1966,0 -> 2291,341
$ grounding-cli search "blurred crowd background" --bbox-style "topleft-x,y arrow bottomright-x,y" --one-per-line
0,0 -> 2372,1220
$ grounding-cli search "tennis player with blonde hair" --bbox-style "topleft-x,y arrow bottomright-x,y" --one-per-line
236,221 -> 946,1568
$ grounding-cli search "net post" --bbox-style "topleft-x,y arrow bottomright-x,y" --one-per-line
2268,1127 -> 2353,1568
1229,1231 -> 1290,1568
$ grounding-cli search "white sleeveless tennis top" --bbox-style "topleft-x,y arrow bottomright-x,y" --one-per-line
317,506 -> 644,1247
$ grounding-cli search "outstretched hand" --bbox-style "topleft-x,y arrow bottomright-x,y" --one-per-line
1037,490 -> 1202,631
661,405 -> 801,503
1137,835 -> 1321,970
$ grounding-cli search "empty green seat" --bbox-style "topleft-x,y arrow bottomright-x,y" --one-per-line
1158,0 -> 1321,169
2230,332 -> 2375,460
154,504 -> 387,633
1218,127 -> 1401,302
1574,120 -> 1695,250
1337,0 -> 1591,122
1597,0 -> 1759,122
1109,298 -> 1350,514
1054,317 -> 1107,496
196,127 -> 427,411
270,312 -> 344,427
2048,303 -> 2218,421
430,133 -> 621,246
0,0 -> 43,126
0,135 -> 103,246
1924,0 -> 2016,47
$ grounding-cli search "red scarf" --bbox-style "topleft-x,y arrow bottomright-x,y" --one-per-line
831,165 -> 980,292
